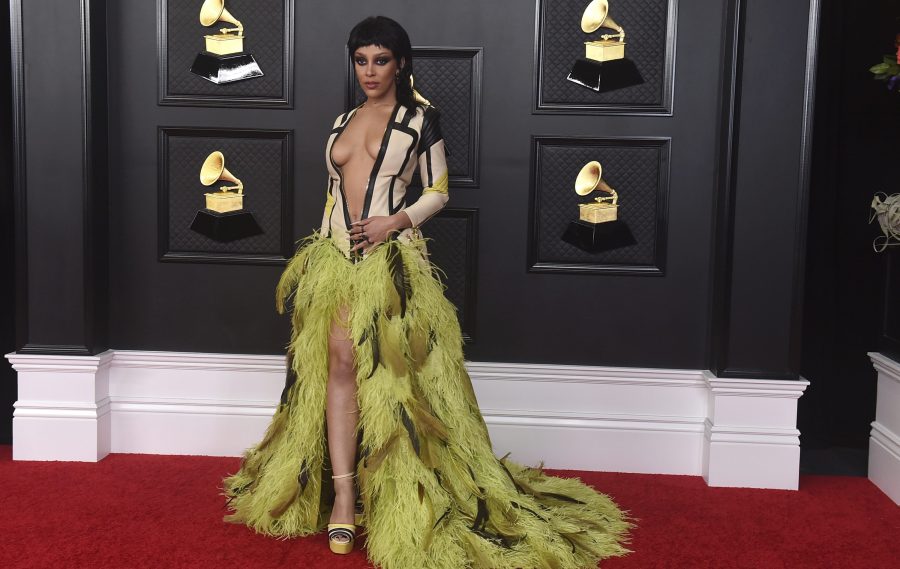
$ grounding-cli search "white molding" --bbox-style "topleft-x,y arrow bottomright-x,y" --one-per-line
701,371 -> 808,490
869,351 -> 900,383
4,350 -> 809,489
870,422 -> 900,459
5,351 -> 113,462
867,352 -> 900,504
465,361 -> 706,386
111,350 -> 286,372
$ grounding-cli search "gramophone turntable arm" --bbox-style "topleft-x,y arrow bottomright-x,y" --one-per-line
594,189 -> 618,205
219,182 -> 243,194
218,25 -> 243,35
600,26 -> 625,42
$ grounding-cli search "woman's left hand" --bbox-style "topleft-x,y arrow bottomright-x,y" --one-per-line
349,215 -> 402,253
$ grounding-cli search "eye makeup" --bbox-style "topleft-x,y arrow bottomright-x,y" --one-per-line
354,53 -> 394,66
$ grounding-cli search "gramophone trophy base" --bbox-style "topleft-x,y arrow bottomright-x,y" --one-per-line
190,209 -> 263,242
205,34 -> 244,55
190,51 -> 264,84
205,192 -> 243,213
566,58 -> 644,93
561,219 -> 636,253
584,40 -> 625,62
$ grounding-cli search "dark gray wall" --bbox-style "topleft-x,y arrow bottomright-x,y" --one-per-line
11,1 -> 819,380
109,0 -> 709,368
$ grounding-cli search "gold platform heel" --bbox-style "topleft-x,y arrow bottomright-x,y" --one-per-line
328,472 -> 357,554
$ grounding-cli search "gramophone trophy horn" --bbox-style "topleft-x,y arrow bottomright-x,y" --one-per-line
581,0 -> 625,41
190,0 -> 264,84
201,151 -> 243,193
575,161 -> 618,224
199,0 -> 243,35
575,161 -> 617,199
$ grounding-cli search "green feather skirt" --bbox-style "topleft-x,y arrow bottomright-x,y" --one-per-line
222,233 -> 633,569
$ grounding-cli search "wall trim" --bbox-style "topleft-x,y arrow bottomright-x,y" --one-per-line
466,360 -> 704,385
869,350 -> 900,382
10,0 -> 27,350
6,351 -> 112,461
702,370 -> 808,489
6,350 -> 808,489
112,349 -> 286,372
867,352 -> 900,504
788,0 -> 821,374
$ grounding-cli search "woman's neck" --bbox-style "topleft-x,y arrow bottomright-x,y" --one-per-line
364,88 -> 397,108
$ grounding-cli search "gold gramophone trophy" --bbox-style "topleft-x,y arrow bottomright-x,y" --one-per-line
561,160 -> 636,252
566,0 -> 643,92
189,0 -> 264,84
575,161 -> 618,223
190,151 -> 263,242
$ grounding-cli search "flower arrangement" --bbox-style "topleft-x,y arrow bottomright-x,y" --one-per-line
870,193 -> 900,252
870,33 -> 900,91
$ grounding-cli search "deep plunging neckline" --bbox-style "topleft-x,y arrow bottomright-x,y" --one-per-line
330,100 -> 400,224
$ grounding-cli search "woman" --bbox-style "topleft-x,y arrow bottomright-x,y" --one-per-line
222,15 -> 632,569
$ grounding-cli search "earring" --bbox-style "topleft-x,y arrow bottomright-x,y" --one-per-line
395,71 -> 400,84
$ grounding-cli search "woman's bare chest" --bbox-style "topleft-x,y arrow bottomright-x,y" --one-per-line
331,110 -> 391,168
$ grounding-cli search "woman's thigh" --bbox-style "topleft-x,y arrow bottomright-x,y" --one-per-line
328,305 -> 356,379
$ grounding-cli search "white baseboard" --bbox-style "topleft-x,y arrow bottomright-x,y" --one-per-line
467,362 -> 708,476
5,350 -> 809,489
867,352 -> 900,504
8,352 -> 113,461
702,373 -> 808,490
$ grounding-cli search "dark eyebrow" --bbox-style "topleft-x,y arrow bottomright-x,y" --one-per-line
354,52 -> 391,58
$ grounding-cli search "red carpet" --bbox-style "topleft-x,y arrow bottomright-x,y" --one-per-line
0,445 -> 896,569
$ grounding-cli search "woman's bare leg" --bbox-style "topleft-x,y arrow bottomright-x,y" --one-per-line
326,305 -> 359,538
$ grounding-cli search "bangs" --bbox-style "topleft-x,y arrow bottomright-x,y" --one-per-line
347,16 -> 408,59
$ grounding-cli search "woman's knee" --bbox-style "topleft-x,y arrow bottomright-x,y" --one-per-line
328,312 -> 356,380
328,339 -> 356,379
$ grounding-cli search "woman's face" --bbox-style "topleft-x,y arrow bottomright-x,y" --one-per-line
353,44 -> 404,100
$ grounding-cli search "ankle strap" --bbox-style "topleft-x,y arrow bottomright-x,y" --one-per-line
331,472 -> 356,479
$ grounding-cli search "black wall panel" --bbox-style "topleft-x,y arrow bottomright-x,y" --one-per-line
426,208 -> 479,342
715,0 -> 818,377
534,0 -> 676,114
14,0 -> 108,354
23,0 -> 86,347
159,0 -> 293,107
528,136 -> 670,274
157,127 -> 294,264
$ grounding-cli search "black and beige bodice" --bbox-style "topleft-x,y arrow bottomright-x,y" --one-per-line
320,102 -> 450,258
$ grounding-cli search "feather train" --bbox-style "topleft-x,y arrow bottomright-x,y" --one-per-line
221,233 -> 633,569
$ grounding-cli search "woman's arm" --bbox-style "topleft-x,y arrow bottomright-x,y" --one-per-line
402,106 -> 449,228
